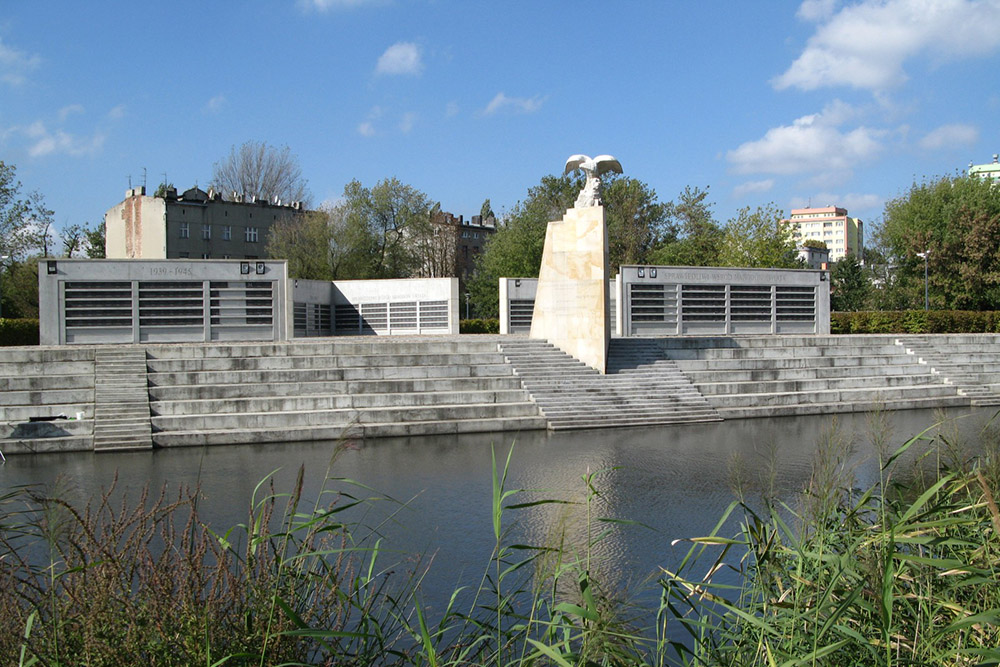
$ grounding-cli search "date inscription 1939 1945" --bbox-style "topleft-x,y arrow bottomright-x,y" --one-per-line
147,266 -> 194,277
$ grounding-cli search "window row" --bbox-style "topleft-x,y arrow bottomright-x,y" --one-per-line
177,223 -> 258,242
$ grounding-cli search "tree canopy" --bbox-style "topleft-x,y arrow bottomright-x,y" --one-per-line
266,177 -> 434,281
211,141 -> 311,207
880,174 -> 1000,310
830,253 -> 870,312
647,186 -> 722,267
467,174 -> 672,317
717,203 -> 798,269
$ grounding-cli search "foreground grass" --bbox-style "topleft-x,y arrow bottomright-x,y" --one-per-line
2,419 -> 1000,666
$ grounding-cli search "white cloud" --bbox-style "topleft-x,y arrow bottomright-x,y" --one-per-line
0,37 -> 41,86
18,121 -> 105,158
918,123 -> 979,150
727,101 -> 886,175
445,101 -> 460,117
58,104 -> 85,122
797,0 -> 839,21
357,106 -> 383,137
299,0 -> 384,10
204,94 -> 227,114
482,92 -> 544,116
775,0 -> 1000,92
376,42 -> 423,76
841,193 -> 883,212
107,105 -> 126,120
399,112 -> 416,133
733,179 -> 775,198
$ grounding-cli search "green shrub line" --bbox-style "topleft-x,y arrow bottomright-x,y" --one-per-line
3,421 -> 1000,665
831,310 -> 1000,334
0,318 -> 39,346
460,317 -> 500,334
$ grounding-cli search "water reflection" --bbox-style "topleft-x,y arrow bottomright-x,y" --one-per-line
2,407 -> 996,617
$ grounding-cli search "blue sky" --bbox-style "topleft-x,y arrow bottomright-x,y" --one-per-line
2,0 -> 999,243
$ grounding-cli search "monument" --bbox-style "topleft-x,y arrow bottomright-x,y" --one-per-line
528,155 -> 621,373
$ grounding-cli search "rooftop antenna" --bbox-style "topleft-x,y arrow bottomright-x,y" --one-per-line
162,172 -> 168,187
128,174 -> 132,189
142,168 -> 147,189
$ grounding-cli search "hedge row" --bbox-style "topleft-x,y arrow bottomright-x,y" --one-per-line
459,318 -> 500,334
831,310 -> 1000,334
0,318 -> 40,346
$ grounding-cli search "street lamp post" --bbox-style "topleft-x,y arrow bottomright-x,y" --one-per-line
916,251 -> 930,311
464,292 -> 470,320
0,255 -> 8,319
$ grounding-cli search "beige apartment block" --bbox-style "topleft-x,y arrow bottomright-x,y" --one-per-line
781,206 -> 862,262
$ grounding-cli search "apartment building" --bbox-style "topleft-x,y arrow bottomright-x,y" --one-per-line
105,186 -> 305,259
782,206 -> 862,262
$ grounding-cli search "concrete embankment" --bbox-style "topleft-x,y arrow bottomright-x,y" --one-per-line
2,334 -> 999,455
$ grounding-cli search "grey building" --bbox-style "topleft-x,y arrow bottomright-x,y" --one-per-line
105,186 -> 305,260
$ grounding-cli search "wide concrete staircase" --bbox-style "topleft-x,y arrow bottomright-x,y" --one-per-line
498,338 -> 721,429
896,334 -> 1000,406
93,348 -> 152,451
145,337 -> 546,446
0,347 -> 95,453
659,335 -> 968,418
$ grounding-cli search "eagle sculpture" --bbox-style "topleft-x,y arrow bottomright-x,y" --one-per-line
563,154 -> 623,208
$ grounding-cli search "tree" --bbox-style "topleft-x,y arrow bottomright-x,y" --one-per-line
603,174 -> 673,267
480,198 -> 494,221
802,239 -> 828,249
266,210 -> 337,280
0,160 -> 50,261
61,224 -> 87,257
339,178 -> 433,279
880,174 -> 1000,310
211,141 -> 311,206
410,207 -> 460,279
717,203 -> 798,268
154,181 -> 175,197
468,175 -> 578,317
648,186 -> 722,266
830,253 -> 870,311
84,222 -> 106,258
468,173 -> 671,316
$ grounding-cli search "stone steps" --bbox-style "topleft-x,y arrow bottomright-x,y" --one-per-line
152,402 -> 541,432
154,415 -> 549,448
654,334 -> 969,417
92,348 -> 152,452
148,376 -> 526,401
499,338 -> 721,429
147,363 -> 515,387
145,352 -> 509,373
146,336 -> 544,444
152,389 -> 531,416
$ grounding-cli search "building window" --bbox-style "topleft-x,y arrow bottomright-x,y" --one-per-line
222,225 -> 232,240
246,227 -> 259,243
179,222 -> 189,239
461,230 -> 470,238
223,254 -> 231,259
202,252 -> 211,259
202,225 -> 211,240
179,251 -> 189,258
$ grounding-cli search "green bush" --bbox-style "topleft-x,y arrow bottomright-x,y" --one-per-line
460,317 -> 500,334
0,318 -> 39,346
831,310 -> 1000,334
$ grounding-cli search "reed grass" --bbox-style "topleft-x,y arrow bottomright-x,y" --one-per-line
2,418 -> 1000,666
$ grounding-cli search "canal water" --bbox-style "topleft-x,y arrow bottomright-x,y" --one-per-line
3,407 -> 998,624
